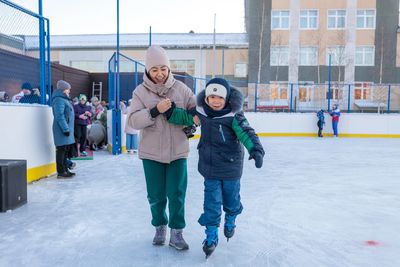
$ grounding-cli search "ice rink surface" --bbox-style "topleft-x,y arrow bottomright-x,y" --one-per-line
1,137 -> 399,267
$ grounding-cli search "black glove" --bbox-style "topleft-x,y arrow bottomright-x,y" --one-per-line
164,102 -> 176,120
63,131 -> 70,137
248,150 -> 264,168
182,125 -> 196,139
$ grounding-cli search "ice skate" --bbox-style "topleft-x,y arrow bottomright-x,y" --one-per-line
224,214 -> 236,241
203,226 -> 218,258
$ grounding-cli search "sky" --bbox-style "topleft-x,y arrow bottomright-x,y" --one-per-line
1,137 -> 399,266
9,0 -> 245,35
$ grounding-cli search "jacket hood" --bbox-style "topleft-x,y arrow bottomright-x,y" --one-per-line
142,71 -> 176,97
197,86 -> 244,113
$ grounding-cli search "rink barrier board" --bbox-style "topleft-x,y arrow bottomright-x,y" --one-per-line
27,162 -> 56,183
256,133 -> 400,138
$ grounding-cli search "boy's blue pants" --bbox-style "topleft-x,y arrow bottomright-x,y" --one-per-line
198,178 -> 243,227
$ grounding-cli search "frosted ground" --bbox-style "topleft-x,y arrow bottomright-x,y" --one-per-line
1,137 -> 399,267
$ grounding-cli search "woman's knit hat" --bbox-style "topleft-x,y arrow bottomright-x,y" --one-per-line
56,80 -> 71,91
145,45 -> 170,71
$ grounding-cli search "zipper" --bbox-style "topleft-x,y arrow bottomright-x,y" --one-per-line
219,124 -> 226,142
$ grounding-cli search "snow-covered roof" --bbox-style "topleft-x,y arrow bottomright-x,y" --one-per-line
24,33 -> 248,50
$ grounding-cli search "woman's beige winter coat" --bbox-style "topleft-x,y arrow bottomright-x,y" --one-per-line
126,72 -> 196,163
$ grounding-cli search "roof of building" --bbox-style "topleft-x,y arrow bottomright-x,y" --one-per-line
24,33 -> 248,50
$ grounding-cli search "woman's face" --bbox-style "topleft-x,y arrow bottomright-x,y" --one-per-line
64,88 -> 70,97
148,65 -> 169,84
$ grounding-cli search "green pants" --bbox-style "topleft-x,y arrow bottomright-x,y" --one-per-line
142,158 -> 187,229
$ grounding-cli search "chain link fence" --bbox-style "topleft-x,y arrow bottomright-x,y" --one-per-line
0,0 -> 50,104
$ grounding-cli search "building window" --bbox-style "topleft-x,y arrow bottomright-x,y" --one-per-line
354,82 -> 372,100
70,60 -> 105,72
300,10 -> 318,29
299,47 -> 318,66
170,60 -> 195,75
234,63 -> 247,78
326,83 -> 344,100
328,10 -> 346,29
298,83 -> 314,102
357,10 -> 376,29
355,46 -> 374,66
271,10 -> 290,29
326,46 -> 346,66
270,46 -> 289,66
270,82 -> 288,100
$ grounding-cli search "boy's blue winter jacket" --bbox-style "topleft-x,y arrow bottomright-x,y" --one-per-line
167,87 -> 265,179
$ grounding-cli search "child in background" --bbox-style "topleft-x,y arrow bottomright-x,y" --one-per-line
165,77 -> 265,258
316,109 -> 325,137
124,100 -> 139,154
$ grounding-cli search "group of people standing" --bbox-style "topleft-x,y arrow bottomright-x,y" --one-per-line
125,45 -> 265,258
51,81 -> 108,178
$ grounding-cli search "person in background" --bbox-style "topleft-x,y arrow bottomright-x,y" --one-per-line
166,77 -> 265,258
125,45 -> 195,250
329,104 -> 341,137
11,82 -> 28,103
0,91 -> 9,102
73,94 -> 92,156
316,109 -> 325,137
123,99 -> 139,154
51,80 -> 76,179
18,82 -> 40,104
72,97 -> 79,105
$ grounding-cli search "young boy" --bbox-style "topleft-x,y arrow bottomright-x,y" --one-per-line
165,78 -> 265,258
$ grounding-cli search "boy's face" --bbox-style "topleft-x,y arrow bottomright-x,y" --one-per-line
149,65 -> 169,84
207,95 -> 226,111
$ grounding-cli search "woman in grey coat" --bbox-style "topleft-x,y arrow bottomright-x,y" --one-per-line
52,80 -> 76,178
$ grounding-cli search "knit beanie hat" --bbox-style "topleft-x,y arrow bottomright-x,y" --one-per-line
205,78 -> 231,100
21,82 -> 33,91
145,45 -> 170,71
56,80 -> 71,91
79,94 -> 87,102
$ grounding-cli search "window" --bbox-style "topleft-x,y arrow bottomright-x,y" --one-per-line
270,82 -> 288,100
270,46 -> 289,66
271,10 -> 290,29
328,10 -> 346,29
354,82 -> 372,100
357,10 -> 376,29
299,47 -> 317,66
300,10 -> 318,29
326,84 -> 343,100
298,83 -> 314,102
70,60 -> 105,72
234,63 -> 247,78
355,46 -> 374,66
326,46 -> 345,66
170,60 -> 195,75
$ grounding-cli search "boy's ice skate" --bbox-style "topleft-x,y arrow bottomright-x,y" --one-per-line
169,229 -> 189,250
152,225 -> 166,245
224,214 -> 237,241
203,226 -> 218,258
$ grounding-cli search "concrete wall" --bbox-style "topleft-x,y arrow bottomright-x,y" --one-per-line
0,103 -> 56,183
1,104 -> 400,183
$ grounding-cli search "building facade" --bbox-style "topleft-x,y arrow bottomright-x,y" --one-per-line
245,0 -> 400,111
